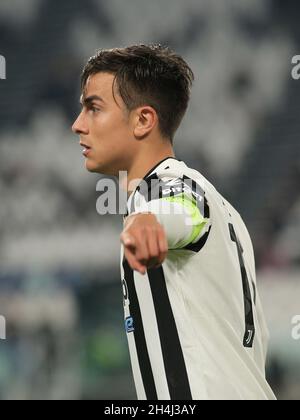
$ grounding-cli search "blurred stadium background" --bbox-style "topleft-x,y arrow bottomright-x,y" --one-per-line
0,0 -> 299,400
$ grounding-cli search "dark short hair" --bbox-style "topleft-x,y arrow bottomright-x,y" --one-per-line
81,44 -> 194,142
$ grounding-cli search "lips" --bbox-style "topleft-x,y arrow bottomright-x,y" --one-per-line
80,141 -> 91,157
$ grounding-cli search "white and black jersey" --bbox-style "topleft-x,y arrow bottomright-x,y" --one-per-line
120,157 -> 276,400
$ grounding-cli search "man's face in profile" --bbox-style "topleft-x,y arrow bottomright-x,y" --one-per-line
72,72 -> 136,176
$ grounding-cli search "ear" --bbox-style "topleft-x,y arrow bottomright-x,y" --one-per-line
133,106 -> 158,139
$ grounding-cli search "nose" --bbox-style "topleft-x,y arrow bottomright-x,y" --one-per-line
72,112 -> 89,135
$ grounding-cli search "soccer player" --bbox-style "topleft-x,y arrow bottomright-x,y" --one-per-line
72,44 -> 276,400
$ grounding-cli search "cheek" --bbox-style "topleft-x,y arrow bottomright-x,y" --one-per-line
90,110 -> 132,148
111,121 -> 132,143
93,112 -> 121,133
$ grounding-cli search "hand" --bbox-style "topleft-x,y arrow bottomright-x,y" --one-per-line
120,212 -> 168,274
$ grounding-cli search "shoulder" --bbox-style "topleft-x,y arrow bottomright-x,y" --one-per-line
137,159 -> 208,203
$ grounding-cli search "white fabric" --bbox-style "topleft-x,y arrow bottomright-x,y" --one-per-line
121,157 -> 276,400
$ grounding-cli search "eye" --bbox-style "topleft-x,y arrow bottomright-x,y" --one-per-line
90,105 -> 101,114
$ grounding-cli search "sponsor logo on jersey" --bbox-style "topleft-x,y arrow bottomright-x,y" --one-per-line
125,316 -> 134,333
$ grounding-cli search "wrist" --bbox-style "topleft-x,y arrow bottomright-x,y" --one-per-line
124,211 -> 158,226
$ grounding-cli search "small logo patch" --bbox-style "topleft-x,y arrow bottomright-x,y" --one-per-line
125,316 -> 134,333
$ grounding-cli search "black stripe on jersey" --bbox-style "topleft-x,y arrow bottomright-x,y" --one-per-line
183,224 -> 211,252
251,280 -> 257,305
137,173 -> 163,203
229,223 -> 255,348
204,197 -> 210,218
147,267 -> 193,400
182,175 -> 210,219
123,259 -> 158,400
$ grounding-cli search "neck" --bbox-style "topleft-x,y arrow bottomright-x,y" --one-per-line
126,146 -> 175,196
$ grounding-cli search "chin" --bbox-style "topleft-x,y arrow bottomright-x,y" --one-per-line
85,158 -> 115,175
85,159 -> 99,173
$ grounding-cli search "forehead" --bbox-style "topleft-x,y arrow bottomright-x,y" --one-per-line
83,72 -> 118,103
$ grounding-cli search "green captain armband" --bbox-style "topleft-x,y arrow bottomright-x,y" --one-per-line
161,193 -> 209,249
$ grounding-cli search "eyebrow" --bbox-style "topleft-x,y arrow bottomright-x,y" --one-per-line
80,95 -> 106,106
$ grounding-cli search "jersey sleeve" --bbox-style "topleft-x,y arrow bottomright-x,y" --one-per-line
129,173 -> 211,250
